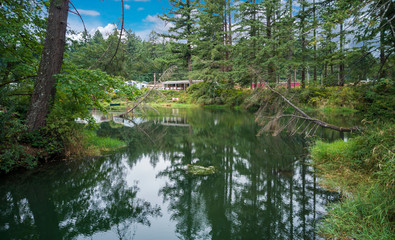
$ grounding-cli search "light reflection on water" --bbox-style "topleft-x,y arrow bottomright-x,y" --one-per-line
0,108 -> 352,240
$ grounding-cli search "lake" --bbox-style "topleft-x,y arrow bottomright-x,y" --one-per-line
0,107 -> 353,240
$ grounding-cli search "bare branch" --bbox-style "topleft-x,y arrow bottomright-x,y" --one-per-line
69,1 -> 88,38
106,0 -> 124,66
266,86 -> 363,133
118,66 -> 177,117
0,75 -> 37,88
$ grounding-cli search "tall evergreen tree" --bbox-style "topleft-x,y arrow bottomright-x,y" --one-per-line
159,0 -> 199,85
193,0 -> 228,83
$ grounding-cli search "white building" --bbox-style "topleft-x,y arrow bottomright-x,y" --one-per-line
125,80 -> 148,90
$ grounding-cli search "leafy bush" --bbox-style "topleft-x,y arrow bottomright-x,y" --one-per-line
1,145 -> 37,173
0,111 -> 38,172
297,87 -> 330,106
327,86 -> 360,108
188,81 -> 249,107
55,66 -> 140,125
362,78 -> 395,120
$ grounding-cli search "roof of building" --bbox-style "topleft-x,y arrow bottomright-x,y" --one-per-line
162,80 -> 203,84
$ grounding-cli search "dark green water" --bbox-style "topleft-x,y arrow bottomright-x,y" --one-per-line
0,108 -> 351,240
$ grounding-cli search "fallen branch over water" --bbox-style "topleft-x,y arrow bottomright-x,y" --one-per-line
117,65 -> 177,118
266,85 -> 363,133
258,86 -> 363,136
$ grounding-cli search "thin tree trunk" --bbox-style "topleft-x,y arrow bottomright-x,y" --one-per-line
227,0 -> 232,72
186,0 -> 193,86
267,3 -> 274,83
324,64 -> 327,86
379,27 -> 386,78
188,47 -> 192,86
313,0 -> 317,83
301,1 -> 306,89
287,0 -> 293,90
26,0 -> 69,131
339,21 -> 345,86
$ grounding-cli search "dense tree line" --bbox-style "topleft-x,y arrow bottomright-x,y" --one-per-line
158,0 -> 394,87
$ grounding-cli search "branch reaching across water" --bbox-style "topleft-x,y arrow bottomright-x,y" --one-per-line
117,65 -> 177,118
257,86 -> 363,136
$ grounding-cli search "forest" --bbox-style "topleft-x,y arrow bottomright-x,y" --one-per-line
0,0 -> 394,239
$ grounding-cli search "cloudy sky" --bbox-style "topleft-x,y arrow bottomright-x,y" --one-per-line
67,0 -> 172,40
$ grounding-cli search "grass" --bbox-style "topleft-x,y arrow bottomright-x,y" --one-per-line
310,123 -> 395,239
83,130 -> 126,155
319,185 -> 394,240
303,106 -> 358,114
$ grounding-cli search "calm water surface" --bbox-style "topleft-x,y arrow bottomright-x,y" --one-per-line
0,108 -> 352,240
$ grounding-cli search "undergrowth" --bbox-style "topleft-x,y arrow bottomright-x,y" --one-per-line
310,122 -> 395,239
82,129 -> 126,156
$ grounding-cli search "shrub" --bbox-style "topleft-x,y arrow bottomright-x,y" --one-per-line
0,111 -> 38,172
362,78 -> 395,120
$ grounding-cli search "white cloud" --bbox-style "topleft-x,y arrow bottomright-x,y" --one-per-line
67,23 -> 118,41
134,15 -> 173,40
125,4 -> 130,10
138,7 -> 144,11
93,23 -> 118,38
77,9 -> 100,16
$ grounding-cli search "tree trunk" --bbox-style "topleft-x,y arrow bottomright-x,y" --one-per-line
324,64 -> 327,86
267,4 -> 274,83
313,0 -> 317,83
26,0 -> 69,131
379,27 -> 386,78
188,47 -> 192,86
287,0 -> 293,90
339,21 -> 345,86
227,0 -> 232,72
301,1 -> 306,89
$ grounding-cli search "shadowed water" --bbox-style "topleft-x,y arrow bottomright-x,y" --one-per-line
0,108 -> 352,240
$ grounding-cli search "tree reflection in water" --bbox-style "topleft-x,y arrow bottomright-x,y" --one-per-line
0,154 -> 161,240
0,108 -> 346,240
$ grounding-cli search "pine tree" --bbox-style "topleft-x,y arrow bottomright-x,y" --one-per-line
159,0 -> 199,85
193,0 -> 228,83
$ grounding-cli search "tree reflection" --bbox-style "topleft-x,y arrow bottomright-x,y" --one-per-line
0,153 -> 161,240
145,108 -> 339,240
0,107 -> 342,240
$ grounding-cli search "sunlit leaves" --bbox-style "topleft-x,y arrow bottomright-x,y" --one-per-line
53,65 -> 140,125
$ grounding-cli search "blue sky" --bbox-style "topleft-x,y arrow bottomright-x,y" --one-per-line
68,0 -> 172,40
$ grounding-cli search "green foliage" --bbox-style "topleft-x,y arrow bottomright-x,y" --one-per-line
0,0 -> 46,87
0,111 -> 38,172
187,82 -> 250,107
311,123 -> 395,239
362,78 -> 395,120
54,66 -> 140,125
319,185 -> 394,240
0,145 -> 37,173
297,87 -> 330,106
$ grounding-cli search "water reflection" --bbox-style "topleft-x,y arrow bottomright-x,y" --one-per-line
0,155 -> 161,240
0,108 -> 344,239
